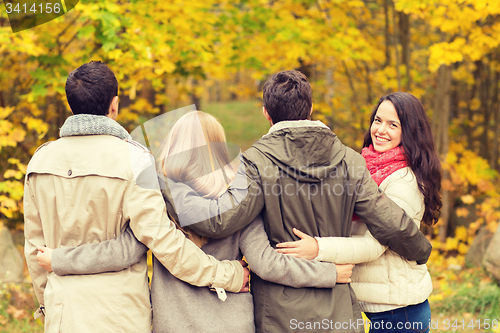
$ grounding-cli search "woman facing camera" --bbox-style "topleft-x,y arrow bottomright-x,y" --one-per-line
277,92 -> 442,333
37,111 -> 349,333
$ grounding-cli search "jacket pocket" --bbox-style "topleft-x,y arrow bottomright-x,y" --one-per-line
45,303 -> 64,333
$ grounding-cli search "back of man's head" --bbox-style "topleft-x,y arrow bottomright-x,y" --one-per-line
65,61 -> 118,116
262,70 -> 312,124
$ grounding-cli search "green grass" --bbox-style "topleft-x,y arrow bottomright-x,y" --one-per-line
429,268 -> 500,333
202,100 -> 270,151
433,274 -> 500,320
441,282 -> 500,319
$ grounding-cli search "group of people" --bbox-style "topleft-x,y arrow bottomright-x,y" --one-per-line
25,61 -> 441,333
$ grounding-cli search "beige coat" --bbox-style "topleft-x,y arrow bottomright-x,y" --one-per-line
24,135 -> 243,333
316,167 -> 433,309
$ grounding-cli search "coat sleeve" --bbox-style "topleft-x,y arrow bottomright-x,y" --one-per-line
51,226 -> 148,276
167,156 -> 265,239
240,217 -> 337,288
353,166 -> 432,265
124,148 -> 244,292
315,231 -> 387,264
23,175 -> 47,319
316,173 -> 422,264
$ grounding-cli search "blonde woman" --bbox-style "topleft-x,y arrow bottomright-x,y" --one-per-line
37,111 -> 350,333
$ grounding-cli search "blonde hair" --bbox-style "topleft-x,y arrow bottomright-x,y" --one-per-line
159,111 -> 237,247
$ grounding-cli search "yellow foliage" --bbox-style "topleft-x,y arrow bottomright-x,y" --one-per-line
487,221 -> 499,233
0,196 -> 18,218
3,170 -> 23,180
23,117 -> 48,140
477,179 -> 495,193
428,40 -> 465,72
470,98 -> 481,111
0,107 -> 15,119
457,243 -> 469,255
455,226 -> 468,242
461,194 -> 475,204
444,237 -> 459,251
455,207 -> 469,218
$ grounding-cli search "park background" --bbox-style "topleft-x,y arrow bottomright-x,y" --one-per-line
1,0 -> 500,331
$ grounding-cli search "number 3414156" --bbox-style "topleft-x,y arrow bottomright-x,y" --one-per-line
441,319 -> 498,330
5,2 -> 62,14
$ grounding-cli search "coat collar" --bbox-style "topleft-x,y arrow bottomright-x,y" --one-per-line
264,120 -> 330,137
60,114 -> 132,140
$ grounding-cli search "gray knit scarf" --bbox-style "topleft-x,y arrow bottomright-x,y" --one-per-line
60,114 -> 131,140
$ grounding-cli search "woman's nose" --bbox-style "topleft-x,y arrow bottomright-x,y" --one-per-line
377,124 -> 387,134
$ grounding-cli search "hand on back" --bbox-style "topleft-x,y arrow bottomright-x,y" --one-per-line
239,260 -> 250,292
276,228 -> 354,284
37,246 -> 53,272
276,228 -> 319,260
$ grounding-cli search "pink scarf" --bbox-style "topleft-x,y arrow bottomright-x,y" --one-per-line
352,145 -> 408,221
362,144 -> 408,186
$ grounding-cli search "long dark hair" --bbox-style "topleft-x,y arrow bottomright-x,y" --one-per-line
363,92 -> 442,226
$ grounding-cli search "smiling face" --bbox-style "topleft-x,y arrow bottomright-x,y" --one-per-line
370,100 -> 402,153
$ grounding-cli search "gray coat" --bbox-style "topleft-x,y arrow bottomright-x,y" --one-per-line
170,120 -> 432,333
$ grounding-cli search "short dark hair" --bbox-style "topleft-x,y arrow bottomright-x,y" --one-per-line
363,92 -> 442,226
65,61 -> 118,116
262,70 -> 312,124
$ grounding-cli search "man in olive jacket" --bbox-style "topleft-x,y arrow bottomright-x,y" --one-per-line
169,70 -> 432,333
24,61 -> 247,332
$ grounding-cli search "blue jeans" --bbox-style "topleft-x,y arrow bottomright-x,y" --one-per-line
364,300 -> 431,333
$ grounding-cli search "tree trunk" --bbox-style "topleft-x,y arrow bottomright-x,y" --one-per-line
325,63 -> 336,130
230,72 -> 239,100
190,78 -> 201,110
433,64 -> 452,242
297,59 -> 313,79
342,61 -> 362,119
398,12 -> 411,91
384,0 -> 391,68
464,62 -> 481,150
159,75 -> 168,114
479,61 -> 491,161
392,0 -> 401,91
450,63 -> 460,120
138,79 -> 157,113
491,70 -> 499,170
363,61 -> 373,104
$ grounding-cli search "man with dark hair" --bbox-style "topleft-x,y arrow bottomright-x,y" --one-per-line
65,61 -> 119,116
262,70 -> 312,123
24,61 -> 248,332
171,69 -> 432,333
